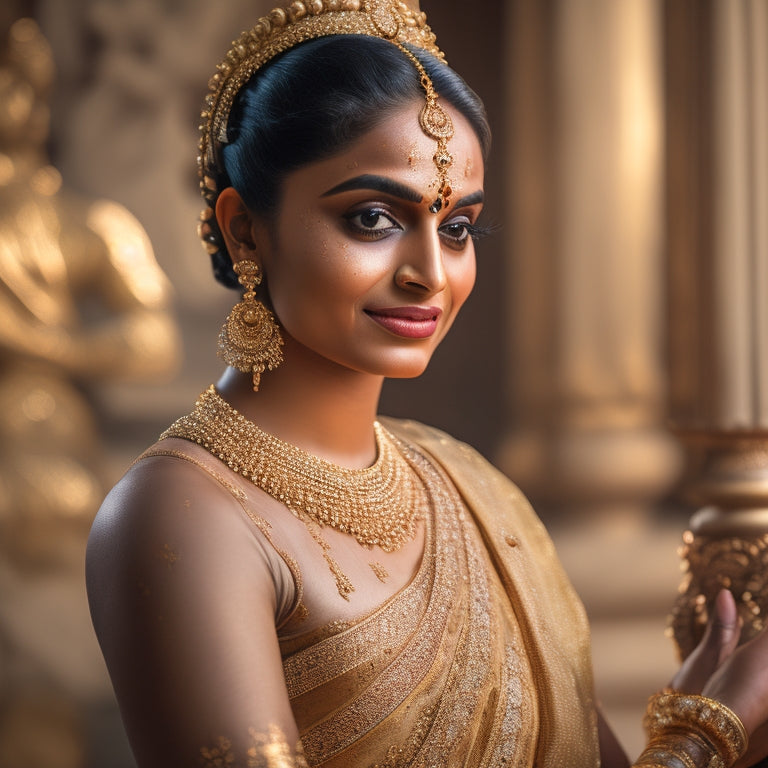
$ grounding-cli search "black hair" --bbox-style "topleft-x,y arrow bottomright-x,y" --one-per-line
207,35 -> 491,288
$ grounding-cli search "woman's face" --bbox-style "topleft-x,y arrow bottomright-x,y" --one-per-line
259,99 -> 485,380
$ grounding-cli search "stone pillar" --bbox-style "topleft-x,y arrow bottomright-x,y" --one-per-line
665,0 -> 768,658
499,0 -> 680,516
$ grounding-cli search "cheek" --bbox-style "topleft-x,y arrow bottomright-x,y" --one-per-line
449,254 -> 477,313
266,242 -> 377,328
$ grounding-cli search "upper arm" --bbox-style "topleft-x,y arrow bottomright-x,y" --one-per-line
86,456 -> 300,767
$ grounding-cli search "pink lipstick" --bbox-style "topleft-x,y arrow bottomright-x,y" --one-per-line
364,306 -> 442,339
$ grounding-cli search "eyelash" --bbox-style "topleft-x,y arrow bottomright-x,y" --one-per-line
343,207 -> 495,248
343,208 -> 400,238
440,221 -> 495,245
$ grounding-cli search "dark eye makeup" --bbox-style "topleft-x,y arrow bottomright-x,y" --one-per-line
342,203 -> 495,248
343,207 -> 401,239
438,219 -> 496,249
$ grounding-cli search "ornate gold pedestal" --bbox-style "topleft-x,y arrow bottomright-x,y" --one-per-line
670,432 -> 768,659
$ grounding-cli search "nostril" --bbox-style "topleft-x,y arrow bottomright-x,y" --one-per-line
395,264 -> 437,293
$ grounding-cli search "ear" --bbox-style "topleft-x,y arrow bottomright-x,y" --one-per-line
215,187 -> 267,266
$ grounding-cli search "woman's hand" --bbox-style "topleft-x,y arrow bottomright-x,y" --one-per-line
668,589 -> 768,767
670,589 -> 742,695
700,623 -> 768,766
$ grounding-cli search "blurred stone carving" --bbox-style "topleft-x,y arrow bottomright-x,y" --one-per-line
0,16 -> 179,767
0,14 -> 178,561
39,0 -> 263,301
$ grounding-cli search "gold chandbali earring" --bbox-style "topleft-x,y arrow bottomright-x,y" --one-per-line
218,260 -> 284,391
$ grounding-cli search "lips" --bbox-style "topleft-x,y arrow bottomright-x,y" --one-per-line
364,306 -> 443,339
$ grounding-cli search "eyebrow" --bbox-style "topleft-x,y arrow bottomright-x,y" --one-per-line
321,174 -> 423,203
451,190 -> 484,209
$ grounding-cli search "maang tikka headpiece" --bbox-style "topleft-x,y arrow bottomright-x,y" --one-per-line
197,0 -> 455,216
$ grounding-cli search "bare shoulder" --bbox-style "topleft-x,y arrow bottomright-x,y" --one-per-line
88,439 -> 247,558
86,439 -> 277,636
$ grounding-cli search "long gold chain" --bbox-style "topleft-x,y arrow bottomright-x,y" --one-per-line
161,386 -> 426,552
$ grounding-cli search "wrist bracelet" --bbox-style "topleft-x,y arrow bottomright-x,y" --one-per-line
634,692 -> 748,768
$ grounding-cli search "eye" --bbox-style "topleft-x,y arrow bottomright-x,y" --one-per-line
439,217 -> 473,249
439,217 -> 496,250
344,207 -> 401,239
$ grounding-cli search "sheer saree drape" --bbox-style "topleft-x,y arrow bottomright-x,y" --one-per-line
272,419 -> 599,766
386,419 -> 600,768
280,426 -> 540,767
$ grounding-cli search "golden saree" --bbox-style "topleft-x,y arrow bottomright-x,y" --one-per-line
276,419 -> 599,767
389,419 -> 600,767
151,410 -> 600,767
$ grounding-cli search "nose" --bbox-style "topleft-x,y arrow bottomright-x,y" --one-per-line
394,229 -> 447,295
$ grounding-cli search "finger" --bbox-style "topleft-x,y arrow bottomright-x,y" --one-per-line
700,619 -> 768,735
692,589 -> 739,666
669,590 -> 742,694
711,588 -> 742,665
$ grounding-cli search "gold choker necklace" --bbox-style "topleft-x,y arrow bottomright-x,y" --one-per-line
160,386 -> 426,552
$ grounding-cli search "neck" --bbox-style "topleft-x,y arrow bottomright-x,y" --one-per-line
215,339 -> 384,469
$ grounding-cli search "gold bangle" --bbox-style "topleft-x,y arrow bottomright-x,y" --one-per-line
637,692 -> 748,768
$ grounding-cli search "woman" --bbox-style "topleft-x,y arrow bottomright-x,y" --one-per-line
86,2 -> 768,767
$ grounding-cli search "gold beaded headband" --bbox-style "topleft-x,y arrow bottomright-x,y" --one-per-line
198,0 -> 455,216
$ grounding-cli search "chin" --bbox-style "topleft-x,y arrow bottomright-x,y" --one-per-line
383,363 -> 431,379
317,339 -> 441,379
372,341 -> 446,379
375,356 -> 433,380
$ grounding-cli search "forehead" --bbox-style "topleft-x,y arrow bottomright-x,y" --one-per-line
282,99 -> 485,202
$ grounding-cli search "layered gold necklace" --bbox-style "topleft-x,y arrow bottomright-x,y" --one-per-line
161,386 -> 426,552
